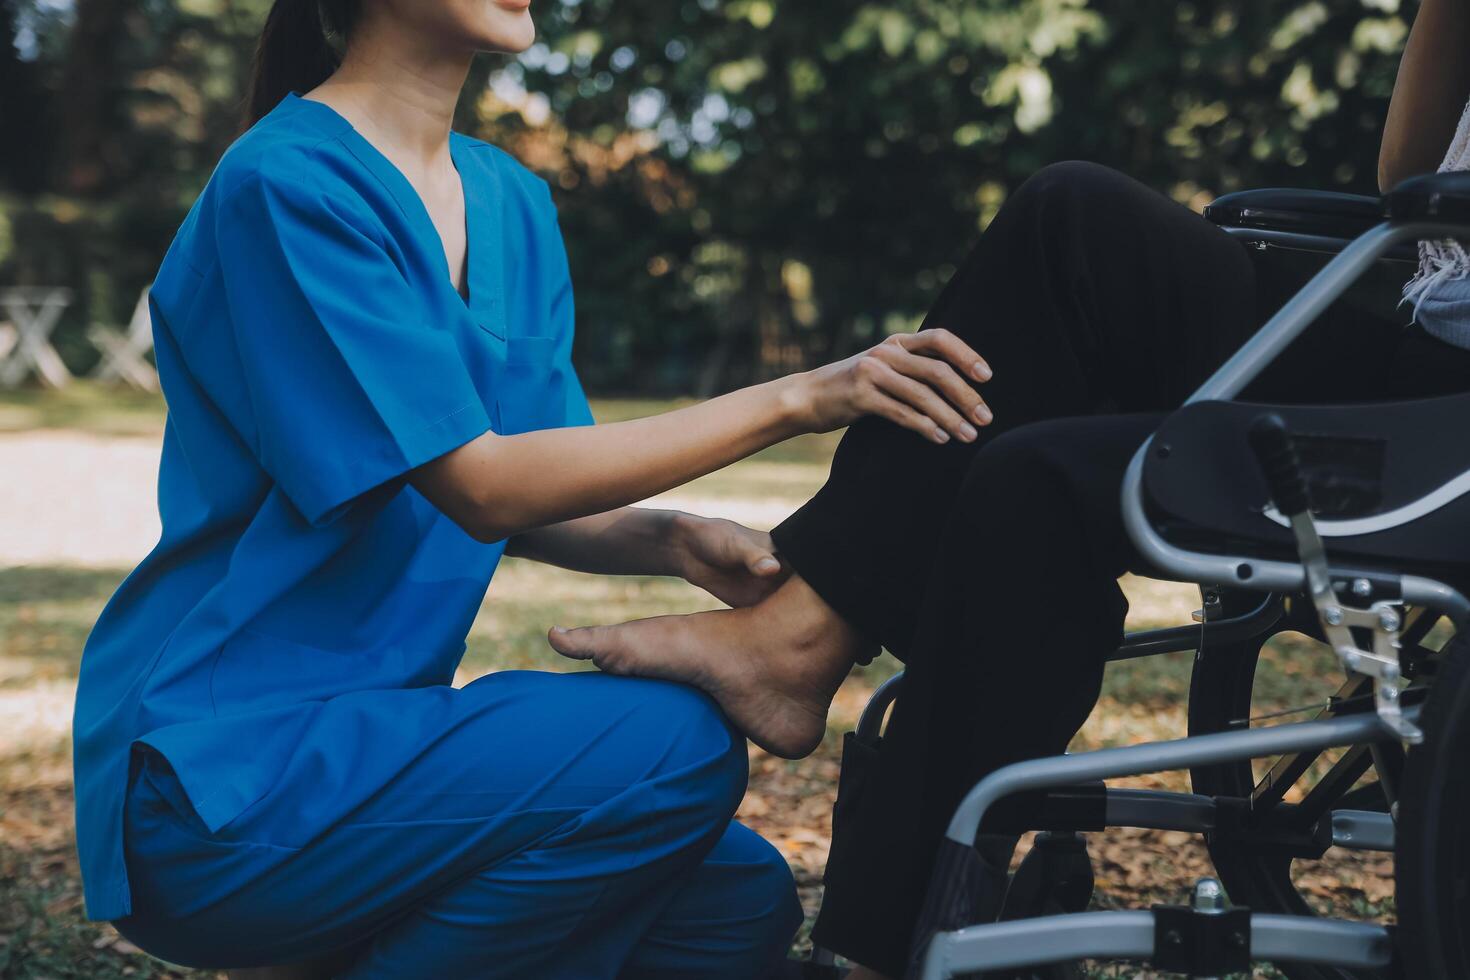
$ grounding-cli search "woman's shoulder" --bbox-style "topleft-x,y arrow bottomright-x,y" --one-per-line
154,105 -> 383,293
209,106 -> 363,207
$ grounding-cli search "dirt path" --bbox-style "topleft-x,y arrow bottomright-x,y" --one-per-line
0,429 -> 812,569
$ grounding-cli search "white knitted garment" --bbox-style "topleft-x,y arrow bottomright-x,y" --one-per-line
1403,98 -> 1470,316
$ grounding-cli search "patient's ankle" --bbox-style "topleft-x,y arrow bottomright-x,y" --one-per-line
760,573 -> 877,667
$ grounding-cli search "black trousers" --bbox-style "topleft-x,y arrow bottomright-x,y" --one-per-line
768,161 -> 1470,975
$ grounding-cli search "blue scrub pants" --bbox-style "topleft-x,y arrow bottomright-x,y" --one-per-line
113,671 -> 802,978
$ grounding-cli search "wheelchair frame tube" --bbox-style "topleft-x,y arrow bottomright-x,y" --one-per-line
1222,225 -> 1379,256
943,706 -> 1411,845
917,910 -> 1394,980
1119,219 -> 1470,623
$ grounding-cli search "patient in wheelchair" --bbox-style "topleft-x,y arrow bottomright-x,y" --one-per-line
551,5 -> 1470,976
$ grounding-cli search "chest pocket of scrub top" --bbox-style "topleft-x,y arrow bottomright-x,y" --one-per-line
496,335 -> 569,435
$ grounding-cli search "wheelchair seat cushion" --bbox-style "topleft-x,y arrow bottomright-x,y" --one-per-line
1142,393 -> 1470,576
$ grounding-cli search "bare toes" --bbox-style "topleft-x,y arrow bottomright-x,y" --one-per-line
550,623 -> 640,672
548,625 -> 598,661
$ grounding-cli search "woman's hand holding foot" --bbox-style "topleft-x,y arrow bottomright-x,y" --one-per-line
667,512 -> 792,608
549,575 -> 873,759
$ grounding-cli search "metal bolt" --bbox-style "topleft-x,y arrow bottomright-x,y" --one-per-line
1379,609 -> 1401,632
1384,686 -> 1399,701
1193,877 -> 1227,913
1352,578 -> 1372,598
1325,607 -> 1343,626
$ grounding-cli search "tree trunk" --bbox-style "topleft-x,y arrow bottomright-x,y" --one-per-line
57,0 -> 129,195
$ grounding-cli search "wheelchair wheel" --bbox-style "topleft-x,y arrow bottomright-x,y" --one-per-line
1185,589 -> 1436,980
1396,633 -> 1470,979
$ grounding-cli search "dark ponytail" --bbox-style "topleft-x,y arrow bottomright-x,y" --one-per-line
243,0 -> 361,130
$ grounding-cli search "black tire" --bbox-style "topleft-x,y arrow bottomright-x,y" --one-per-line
1396,634 -> 1470,979
1186,591 -> 1390,980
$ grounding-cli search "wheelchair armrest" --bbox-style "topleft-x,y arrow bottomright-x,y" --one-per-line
1204,188 -> 1383,239
1384,170 -> 1470,226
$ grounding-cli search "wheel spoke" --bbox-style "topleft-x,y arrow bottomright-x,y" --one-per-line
1286,743 -> 1374,832
1252,675 -> 1372,811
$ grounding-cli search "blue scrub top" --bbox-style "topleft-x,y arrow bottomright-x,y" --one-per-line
71,92 -> 594,921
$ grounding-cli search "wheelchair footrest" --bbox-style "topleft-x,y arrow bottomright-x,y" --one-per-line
912,909 -> 1396,979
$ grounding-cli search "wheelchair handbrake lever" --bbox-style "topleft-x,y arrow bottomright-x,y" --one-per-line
1248,414 -> 1423,744
1248,414 -> 1332,601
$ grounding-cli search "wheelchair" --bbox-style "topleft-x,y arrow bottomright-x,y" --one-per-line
806,171 -> 1470,979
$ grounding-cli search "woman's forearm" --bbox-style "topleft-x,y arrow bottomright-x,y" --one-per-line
413,328 -> 990,545
505,506 -> 687,577
413,374 -> 808,543
1379,0 -> 1470,192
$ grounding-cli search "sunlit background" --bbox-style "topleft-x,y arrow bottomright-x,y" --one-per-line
0,1 -> 1416,976
3,0 -> 1412,392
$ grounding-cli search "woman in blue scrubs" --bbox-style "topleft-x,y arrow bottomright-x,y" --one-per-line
70,0 -> 992,975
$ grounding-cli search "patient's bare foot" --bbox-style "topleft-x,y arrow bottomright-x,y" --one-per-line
549,575 -> 874,759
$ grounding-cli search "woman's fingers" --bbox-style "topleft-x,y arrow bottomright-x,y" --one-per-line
862,361 -> 973,442
710,520 -> 781,574
874,365 -> 978,442
904,328 -> 992,382
867,392 -> 952,443
741,536 -> 782,575
696,518 -> 781,576
874,336 -> 993,427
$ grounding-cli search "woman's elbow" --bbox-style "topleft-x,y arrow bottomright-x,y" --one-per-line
1379,153 -> 1406,195
464,510 -> 521,544
408,443 -> 530,543
445,488 -> 532,544
1378,140 -> 1407,195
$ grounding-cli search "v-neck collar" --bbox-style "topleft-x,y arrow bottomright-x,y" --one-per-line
284,92 -> 506,336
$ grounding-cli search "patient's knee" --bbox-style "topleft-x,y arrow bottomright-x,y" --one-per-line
1006,160 -> 1131,218
963,423 -> 1059,492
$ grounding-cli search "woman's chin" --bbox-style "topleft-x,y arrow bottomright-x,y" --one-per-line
477,5 -> 536,53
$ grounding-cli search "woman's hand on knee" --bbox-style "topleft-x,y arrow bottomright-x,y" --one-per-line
792,329 -> 993,443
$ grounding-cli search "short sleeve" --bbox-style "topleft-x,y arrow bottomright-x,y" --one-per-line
216,171 -> 493,526
539,182 -> 596,428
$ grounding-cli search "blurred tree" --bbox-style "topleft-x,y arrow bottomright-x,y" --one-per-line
0,0 -> 1418,392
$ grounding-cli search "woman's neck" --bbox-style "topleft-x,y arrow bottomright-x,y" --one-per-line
308,12 -> 473,167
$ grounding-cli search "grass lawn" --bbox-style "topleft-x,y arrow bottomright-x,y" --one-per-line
0,383 -> 1397,979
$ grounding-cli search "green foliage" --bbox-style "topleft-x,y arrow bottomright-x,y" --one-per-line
0,0 -> 1416,393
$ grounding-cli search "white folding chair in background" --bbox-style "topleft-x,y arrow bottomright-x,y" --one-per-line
88,287 -> 159,391
0,286 -> 74,388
